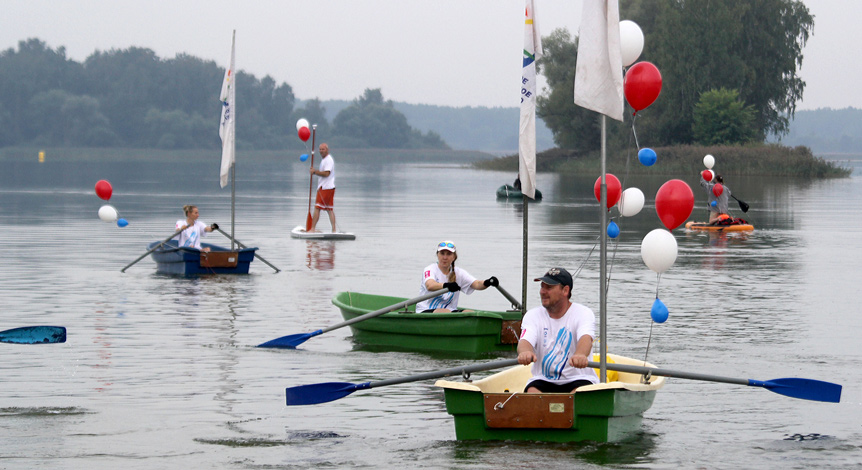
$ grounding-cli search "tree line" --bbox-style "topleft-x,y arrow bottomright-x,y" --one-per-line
537,0 -> 814,152
0,39 -> 447,150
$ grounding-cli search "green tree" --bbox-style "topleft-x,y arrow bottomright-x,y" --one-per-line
293,98 -> 331,138
692,88 -> 757,145
536,29 -> 626,151
643,0 -> 812,143
0,39 -> 85,145
333,89 -> 411,148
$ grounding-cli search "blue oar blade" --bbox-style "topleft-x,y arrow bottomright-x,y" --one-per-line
757,378 -> 842,403
0,326 -> 66,344
257,329 -> 322,349
285,381 -> 371,406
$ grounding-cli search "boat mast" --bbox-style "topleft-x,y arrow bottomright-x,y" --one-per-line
599,115 -> 608,383
230,162 -> 235,250
521,194 -> 528,315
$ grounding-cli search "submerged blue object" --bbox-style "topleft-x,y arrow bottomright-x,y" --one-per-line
0,326 -> 66,344
607,221 -> 620,238
650,298 -> 669,323
638,148 -> 657,167
300,154 -> 309,162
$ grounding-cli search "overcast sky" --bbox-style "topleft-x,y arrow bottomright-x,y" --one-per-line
1,1 -> 852,110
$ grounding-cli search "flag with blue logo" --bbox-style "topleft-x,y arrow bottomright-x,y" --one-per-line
518,0 -> 543,200
219,30 -> 236,188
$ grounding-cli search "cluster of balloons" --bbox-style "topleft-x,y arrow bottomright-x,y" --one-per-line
95,180 -> 128,227
296,118 -> 311,142
592,20 -> 679,325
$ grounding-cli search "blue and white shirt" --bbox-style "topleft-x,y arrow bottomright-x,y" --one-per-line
416,263 -> 477,312
520,302 -> 598,385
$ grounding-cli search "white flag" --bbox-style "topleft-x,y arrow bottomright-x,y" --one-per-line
518,0 -> 543,200
573,0 -> 624,122
219,30 -> 236,188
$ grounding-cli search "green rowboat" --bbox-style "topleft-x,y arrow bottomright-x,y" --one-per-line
332,292 -> 522,354
435,353 -> 665,442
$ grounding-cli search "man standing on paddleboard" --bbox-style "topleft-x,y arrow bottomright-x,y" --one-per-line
310,143 -> 337,232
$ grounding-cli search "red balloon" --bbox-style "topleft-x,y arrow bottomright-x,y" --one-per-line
655,179 -> 694,230
95,180 -> 112,201
701,169 -> 713,182
593,173 -> 622,209
624,61 -> 662,111
298,126 -> 311,142
712,183 -> 724,197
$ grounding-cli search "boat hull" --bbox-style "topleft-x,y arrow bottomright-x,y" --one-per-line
332,292 -> 522,354
147,240 -> 257,275
435,354 -> 665,443
290,225 -> 356,240
496,184 -> 542,200
685,221 -> 754,232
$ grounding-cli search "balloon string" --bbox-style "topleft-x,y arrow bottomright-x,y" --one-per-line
655,272 -> 661,298
643,321 -> 653,367
630,113 -> 640,150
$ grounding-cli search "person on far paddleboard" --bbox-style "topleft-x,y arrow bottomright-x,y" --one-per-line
416,240 -> 499,313
700,173 -> 732,225
309,143 -> 337,233
517,267 -> 599,393
175,205 -> 217,252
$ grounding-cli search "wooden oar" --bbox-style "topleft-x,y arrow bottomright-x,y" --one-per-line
730,194 -> 750,213
0,326 -> 66,344
121,229 -> 184,272
258,288 -> 449,349
585,361 -> 841,403
286,359 -> 519,405
213,227 -> 280,273
305,126 -> 317,232
494,284 -> 523,310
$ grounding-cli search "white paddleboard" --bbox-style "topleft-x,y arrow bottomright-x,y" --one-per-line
290,225 -> 356,240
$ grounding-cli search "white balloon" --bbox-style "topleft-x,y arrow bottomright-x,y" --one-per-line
641,228 -> 678,274
620,20 -> 645,67
618,187 -> 645,217
296,118 -> 310,132
98,205 -> 118,223
703,154 -> 715,169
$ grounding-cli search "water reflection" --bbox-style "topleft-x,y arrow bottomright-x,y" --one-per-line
305,240 -> 336,270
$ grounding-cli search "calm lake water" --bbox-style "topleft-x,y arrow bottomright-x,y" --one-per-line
0,151 -> 860,469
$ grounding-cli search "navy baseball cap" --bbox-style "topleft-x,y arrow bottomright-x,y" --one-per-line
534,267 -> 573,289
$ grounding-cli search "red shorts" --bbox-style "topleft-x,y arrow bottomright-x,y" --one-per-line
315,188 -> 335,210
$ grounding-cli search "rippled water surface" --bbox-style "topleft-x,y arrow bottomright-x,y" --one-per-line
1,153 -> 860,469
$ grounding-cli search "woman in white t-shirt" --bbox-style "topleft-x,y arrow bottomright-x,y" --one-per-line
416,240 -> 498,313
175,205 -> 217,252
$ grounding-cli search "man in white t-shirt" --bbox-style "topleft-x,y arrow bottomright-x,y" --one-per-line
517,267 -> 598,393
310,143 -> 337,232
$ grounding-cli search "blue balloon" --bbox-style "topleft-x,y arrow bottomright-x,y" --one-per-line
710,200 -> 717,208
607,220 -> 620,238
117,218 -> 128,227
638,148 -> 657,167
650,298 -> 669,323
300,154 -> 309,162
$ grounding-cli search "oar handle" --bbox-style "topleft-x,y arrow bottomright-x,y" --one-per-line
320,288 -> 449,334
214,227 -> 281,273
494,284 -> 523,310
121,228 -> 184,272
370,358 -> 520,388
